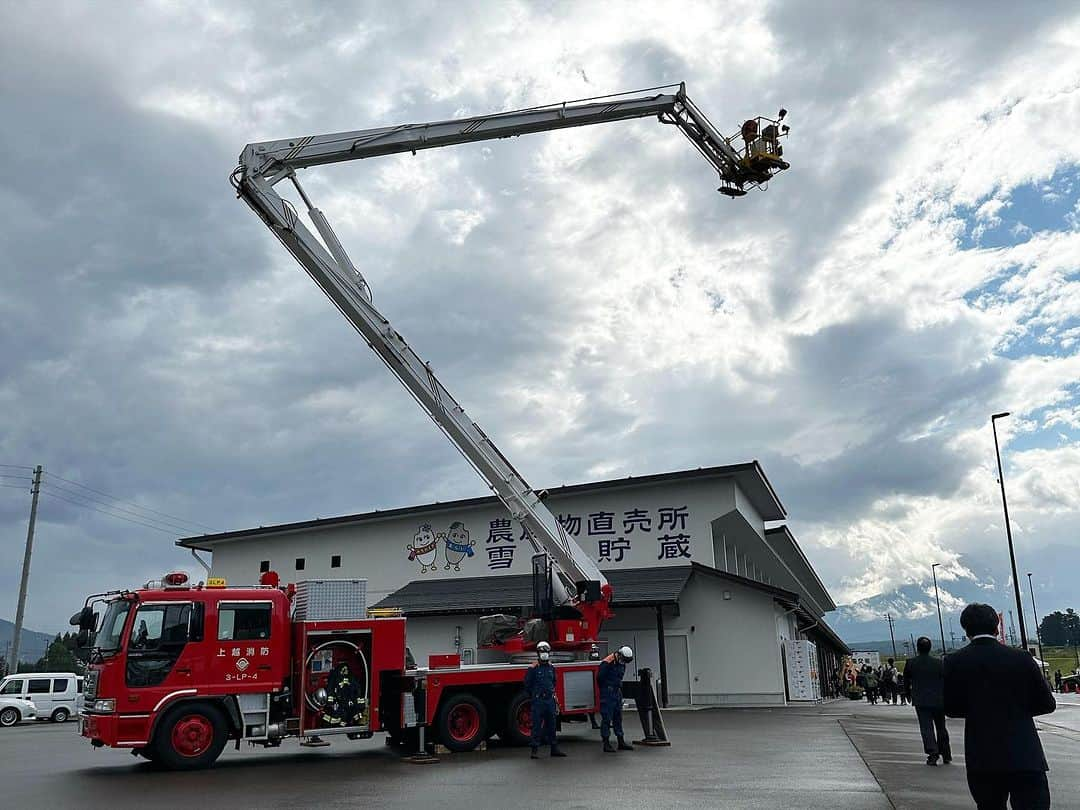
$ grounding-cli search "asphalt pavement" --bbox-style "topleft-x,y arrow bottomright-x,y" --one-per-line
1,699 -> 1076,809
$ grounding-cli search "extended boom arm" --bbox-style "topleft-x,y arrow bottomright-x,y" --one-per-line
235,84 -> 788,634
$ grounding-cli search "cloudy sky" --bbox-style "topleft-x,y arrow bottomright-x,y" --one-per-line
2,1 -> 1078,638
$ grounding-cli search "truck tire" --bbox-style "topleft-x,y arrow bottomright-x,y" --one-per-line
436,693 -> 487,752
503,692 -> 532,747
151,702 -> 228,770
0,707 -> 20,727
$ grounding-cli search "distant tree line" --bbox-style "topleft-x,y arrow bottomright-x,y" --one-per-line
1038,609 -> 1080,646
0,632 -> 82,677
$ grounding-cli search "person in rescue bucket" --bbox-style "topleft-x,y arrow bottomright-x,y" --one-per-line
442,521 -> 475,571
524,641 -> 566,759
599,646 -> 635,752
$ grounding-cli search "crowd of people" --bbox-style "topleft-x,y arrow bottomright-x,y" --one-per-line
848,658 -> 909,705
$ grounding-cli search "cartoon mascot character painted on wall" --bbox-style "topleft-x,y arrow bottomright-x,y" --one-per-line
443,521 -> 475,571
406,523 -> 440,573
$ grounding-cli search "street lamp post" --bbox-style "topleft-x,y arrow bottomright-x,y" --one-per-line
932,563 -> 947,656
992,412 -> 1028,651
1028,573 -> 1045,668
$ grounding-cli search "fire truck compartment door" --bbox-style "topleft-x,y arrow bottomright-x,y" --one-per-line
561,669 -> 597,711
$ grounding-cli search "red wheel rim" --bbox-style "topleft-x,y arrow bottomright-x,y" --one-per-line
171,714 -> 213,758
447,703 -> 480,743
516,701 -> 531,736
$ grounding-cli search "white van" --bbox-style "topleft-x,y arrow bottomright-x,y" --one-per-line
0,673 -> 83,722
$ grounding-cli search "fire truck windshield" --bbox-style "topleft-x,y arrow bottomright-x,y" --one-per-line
96,599 -> 132,653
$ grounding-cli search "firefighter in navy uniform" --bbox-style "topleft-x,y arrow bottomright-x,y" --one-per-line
599,646 -> 635,752
524,641 -> 566,758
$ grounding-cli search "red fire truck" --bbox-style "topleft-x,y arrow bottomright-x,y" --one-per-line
76,573 -> 606,769
75,85 -> 783,769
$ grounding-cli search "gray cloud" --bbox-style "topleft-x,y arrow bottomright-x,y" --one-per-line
2,1 -> 1079,634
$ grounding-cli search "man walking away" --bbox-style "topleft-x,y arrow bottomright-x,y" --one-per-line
598,646 -> 635,752
945,603 -> 1056,809
524,641 -> 566,759
864,666 -> 879,704
896,669 -> 908,706
1054,669 -> 1062,693
882,659 -> 898,704
905,637 -> 950,765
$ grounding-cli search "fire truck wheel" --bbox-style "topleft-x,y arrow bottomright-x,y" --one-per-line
436,693 -> 487,752
503,692 -> 532,747
151,702 -> 229,770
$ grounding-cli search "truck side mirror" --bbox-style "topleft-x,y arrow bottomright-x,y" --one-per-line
77,606 -> 97,632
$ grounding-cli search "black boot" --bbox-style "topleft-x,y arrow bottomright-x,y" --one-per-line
617,737 -> 634,751
550,745 -> 567,757
602,739 -> 616,753
530,747 -> 539,759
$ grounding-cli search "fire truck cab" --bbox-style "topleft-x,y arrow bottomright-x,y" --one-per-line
77,573 -> 603,769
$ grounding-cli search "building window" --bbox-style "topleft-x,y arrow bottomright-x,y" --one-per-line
331,555 -> 341,569
295,557 -> 305,571
259,560 -> 270,573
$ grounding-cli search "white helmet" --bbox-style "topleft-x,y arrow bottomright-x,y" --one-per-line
617,645 -> 634,663
536,641 -> 552,653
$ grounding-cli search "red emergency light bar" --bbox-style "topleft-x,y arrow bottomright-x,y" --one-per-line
162,571 -> 190,588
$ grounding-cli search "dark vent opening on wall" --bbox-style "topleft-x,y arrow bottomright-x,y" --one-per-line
331,555 -> 341,568
295,557 -> 305,571
259,560 -> 270,573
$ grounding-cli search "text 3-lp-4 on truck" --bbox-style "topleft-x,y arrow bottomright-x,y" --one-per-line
75,83 -> 788,769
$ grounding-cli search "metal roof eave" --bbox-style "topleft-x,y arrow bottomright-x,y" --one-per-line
763,525 -> 836,612
176,461 -> 787,548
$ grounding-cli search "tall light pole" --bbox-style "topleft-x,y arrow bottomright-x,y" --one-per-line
932,563 -> 947,656
992,412 -> 1028,650
1028,572 -> 1045,668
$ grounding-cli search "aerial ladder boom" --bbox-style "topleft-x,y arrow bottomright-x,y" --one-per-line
234,84 -> 789,640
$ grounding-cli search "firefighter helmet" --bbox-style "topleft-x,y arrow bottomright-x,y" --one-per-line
617,646 -> 634,663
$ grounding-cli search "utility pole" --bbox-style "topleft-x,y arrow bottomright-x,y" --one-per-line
948,617 -> 957,652
10,464 -> 42,674
992,412 -> 1028,650
1008,610 -> 1018,647
884,612 -> 897,658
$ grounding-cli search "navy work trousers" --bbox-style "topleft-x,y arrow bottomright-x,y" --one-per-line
600,692 -> 623,741
530,699 -> 556,748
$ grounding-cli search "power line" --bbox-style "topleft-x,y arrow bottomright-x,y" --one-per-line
0,464 -> 33,470
0,483 -> 32,490
42,471 -> 217,533
41,480 -> 209,535
42,488 -> 178,535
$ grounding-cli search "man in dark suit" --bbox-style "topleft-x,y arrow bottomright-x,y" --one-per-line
905,636 -> 950,765
945,603 -> 1056,809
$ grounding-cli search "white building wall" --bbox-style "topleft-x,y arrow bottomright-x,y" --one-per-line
206,476 -> 756,608
602,575 -> 786,706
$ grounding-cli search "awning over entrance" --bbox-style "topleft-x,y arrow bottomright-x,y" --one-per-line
372,566 -> 697,615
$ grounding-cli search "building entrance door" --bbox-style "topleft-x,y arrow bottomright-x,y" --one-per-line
663,634 -> 691,706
